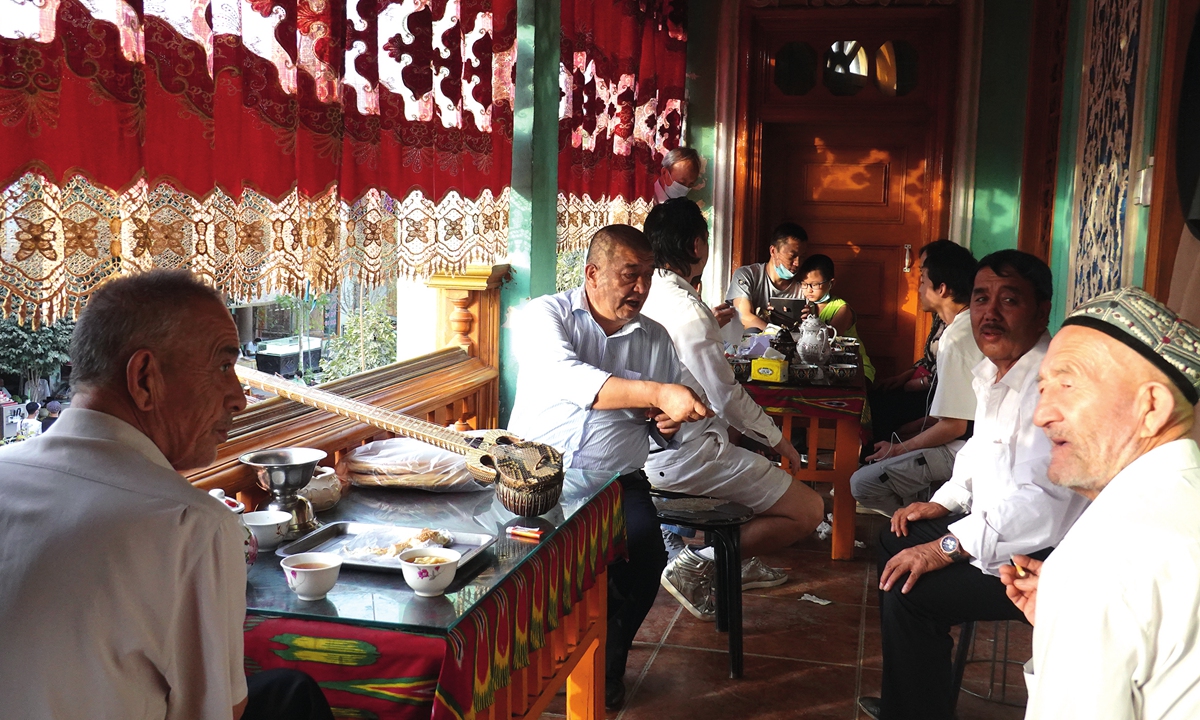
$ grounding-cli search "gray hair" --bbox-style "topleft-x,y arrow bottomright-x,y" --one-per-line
71,270 -> 227,392
661,147 -> 701,173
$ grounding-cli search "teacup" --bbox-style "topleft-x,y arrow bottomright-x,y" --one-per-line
826,363 -> 858,381
243,510 -> 292,551
281,552 -> 343,601
399,547 -> 462,597
790,362 -> 820,381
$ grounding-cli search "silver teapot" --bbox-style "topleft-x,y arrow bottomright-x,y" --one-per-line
796,315 -> 838,365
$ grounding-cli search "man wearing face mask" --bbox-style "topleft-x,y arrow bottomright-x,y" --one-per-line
653,147 -> 701,204
725,223 -> 808,331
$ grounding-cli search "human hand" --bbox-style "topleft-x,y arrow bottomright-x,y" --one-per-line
865,440 -> 902,463
999,554 -> 1042,625
902,376 -> 929,393
712,302 -> 735,328
654,383 -> 713,423
772,436 -> 803,471
651,411 -> 683,439
890,501 -> 950,537
879,541 -> 952,594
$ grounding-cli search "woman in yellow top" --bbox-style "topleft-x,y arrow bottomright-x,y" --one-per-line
796,253 -> 876,382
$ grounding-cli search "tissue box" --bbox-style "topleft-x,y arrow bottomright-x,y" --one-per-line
751,357 -> 789,383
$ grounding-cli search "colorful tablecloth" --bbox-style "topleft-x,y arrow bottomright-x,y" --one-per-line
243,480 -> 626,720
741,382 -> 867,422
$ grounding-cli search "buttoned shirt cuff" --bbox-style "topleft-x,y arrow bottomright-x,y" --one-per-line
930,482 -> 971,515
947,513 -> 988,564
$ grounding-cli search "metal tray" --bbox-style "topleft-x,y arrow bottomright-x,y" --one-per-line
275,522 -> 496,573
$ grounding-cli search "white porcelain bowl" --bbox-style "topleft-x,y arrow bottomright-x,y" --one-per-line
280,552 -> 343,601
399,547 -> 462,597
243,510 -> 293,551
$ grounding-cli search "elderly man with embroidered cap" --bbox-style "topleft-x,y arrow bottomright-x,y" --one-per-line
1000,287 -> 1200,720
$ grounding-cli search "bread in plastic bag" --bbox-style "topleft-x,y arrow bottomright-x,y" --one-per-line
335,437 -> 490,492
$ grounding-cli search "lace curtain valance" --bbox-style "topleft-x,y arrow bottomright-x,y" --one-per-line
0,0 -> 515,325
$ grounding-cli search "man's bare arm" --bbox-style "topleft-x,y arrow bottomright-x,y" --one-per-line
593,377 -> 712,422
731,297 -> 766,331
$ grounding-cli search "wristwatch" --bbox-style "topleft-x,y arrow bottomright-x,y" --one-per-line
938,534 -> 969,562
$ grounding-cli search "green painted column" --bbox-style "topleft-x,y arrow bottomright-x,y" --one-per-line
1048,0 -> 1086,330
499,0 -> 560,426
970,0 -> 1034,258
683,0 -> 718,210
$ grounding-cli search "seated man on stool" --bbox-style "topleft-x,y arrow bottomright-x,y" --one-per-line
858,251 -> 1090,720
508,225 -> 712,710
640,199 -> 824,619
0,270 -> 332,720
851,240 -> 982,515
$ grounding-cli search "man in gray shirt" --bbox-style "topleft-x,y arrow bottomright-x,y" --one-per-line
725,222 -> 808,331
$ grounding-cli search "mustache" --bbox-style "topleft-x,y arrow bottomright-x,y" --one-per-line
980,322 -> 1006,334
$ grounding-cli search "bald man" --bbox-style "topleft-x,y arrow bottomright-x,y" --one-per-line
1001,287 -> 1200,720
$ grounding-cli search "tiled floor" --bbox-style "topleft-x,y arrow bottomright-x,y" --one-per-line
543,508 -> 1030,720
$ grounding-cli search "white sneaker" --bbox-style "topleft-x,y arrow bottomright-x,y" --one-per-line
741,557 -> 788,589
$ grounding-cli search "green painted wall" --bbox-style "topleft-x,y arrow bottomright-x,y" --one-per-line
683,0 -> 719,213
499,0 -> 560,425
969,0 -> 1034,258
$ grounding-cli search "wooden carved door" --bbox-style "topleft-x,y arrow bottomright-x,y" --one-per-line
735,6 -> 959,379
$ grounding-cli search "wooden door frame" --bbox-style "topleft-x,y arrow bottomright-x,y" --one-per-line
1143,0 -> 1200,300
732,4 -> 960,363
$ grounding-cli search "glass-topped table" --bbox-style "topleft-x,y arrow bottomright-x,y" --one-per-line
244,469 -> 623,720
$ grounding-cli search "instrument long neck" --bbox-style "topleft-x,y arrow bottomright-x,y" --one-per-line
236,367 -> 471,454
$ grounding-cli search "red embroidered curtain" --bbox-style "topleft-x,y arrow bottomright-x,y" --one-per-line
0,0 -> 515,325
557,0 -> 687,252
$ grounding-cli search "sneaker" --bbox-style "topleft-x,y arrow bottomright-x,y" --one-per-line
857,696 -> 882,719
660,547 -> 716,620
741,557 -> 788,589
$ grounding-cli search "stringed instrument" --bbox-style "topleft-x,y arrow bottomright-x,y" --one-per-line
236,366 -> 565,515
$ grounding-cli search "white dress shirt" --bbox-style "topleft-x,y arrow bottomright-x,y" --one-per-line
929,333 -> 1089,574
1027,439 -> 1200,720
508,287 -> 681,475
928,309 -> 985,454
0,408 -> 248,720
641,269 -> 783,447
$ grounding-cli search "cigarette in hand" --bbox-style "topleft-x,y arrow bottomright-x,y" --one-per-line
1015,564 -> 1027,578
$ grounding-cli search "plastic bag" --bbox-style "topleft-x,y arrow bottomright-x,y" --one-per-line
335,437 -> 490,492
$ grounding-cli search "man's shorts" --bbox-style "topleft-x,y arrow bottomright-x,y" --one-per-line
644,429 -> 791,513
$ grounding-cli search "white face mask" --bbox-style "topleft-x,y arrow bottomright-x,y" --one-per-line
664,180 -> 690,199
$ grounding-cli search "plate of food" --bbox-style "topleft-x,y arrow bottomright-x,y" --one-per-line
275,522 -> 496,573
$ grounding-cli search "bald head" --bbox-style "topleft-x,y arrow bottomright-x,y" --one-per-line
1035,325 -> 1195,498
586,225 -> 653,269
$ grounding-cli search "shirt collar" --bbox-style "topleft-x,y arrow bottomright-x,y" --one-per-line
571,286 -> 646,338
975,331 -> 1051,391
653,268 -> 702,301
47,407 -> 176,471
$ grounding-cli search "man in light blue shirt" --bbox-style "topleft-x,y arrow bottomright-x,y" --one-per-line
509,224 -> 710,710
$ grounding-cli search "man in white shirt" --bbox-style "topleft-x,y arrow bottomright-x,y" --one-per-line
852,240 -> 982,515
1000,287 -> 1200,720
0,270 -> 333,720
724,223 -> 808,331
19,400 -> 42,437
857,251 -> 1090,720
653,147 -> 702,204
508,224 -> 711,710
639,199 -> 824,619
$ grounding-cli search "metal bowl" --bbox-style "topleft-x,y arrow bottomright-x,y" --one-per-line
826,364 -> 858,381
239,447 -> 328,493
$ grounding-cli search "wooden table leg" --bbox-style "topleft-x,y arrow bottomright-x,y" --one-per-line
830,415 -> 861,560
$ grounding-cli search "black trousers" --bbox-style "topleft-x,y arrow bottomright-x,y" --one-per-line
876,517 -> 1049,720
606,470 -> 668,685
243,668 -> 334,720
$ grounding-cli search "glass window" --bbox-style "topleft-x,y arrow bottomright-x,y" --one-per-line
774,42 -> 818,96
824,41 -> 869,96
875,40 -> 918,97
